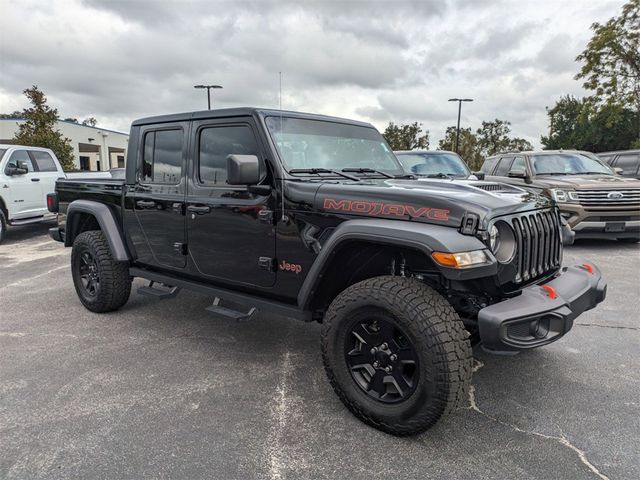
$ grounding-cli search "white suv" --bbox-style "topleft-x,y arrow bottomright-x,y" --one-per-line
0,144 -> 65,243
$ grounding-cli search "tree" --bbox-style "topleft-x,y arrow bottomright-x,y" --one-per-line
82,117 -> 97,127
382,122 -> 429,150
576,0 -> 640,118
437,126 -> 484,170
475,119 -> 533,157
541,95 -> 639,152
0,111 -> 22,119
12,86 -> 75,171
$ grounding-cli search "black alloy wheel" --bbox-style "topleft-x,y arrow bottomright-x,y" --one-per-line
78,250 -> 100,296
344,317 -> 419,403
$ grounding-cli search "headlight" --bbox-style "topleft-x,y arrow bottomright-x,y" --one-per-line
431,249 -> 491,268
550,189 -> 579,203
488,221 -> 516,263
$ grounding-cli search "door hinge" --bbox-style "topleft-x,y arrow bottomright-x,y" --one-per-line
258,209 -> 275,225
173,242 -> 188,255
258,256 -> 277,272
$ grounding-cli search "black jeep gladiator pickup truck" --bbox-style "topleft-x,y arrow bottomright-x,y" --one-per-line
49,108 -> 606,435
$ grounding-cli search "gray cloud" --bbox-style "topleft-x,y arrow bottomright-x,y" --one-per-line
0,0 -> 622,147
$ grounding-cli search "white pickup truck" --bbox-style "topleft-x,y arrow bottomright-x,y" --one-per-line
0,144 -> 65,243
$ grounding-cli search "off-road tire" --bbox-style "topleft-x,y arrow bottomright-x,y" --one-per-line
0,208 -> 6,244
321,276 -> 473,436
71,230 -> 131,313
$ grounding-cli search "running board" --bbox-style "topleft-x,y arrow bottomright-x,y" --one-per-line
137,281 -> 181,299
206,297 -> 257,321
129,267 -> 312,322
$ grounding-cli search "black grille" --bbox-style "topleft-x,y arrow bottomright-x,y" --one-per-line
510,209 -> 562,284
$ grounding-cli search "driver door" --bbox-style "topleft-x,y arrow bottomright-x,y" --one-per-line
4,149 -> 44,219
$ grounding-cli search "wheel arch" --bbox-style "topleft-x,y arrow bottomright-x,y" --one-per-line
64,200 -> 130,261
298,219 -> 494,312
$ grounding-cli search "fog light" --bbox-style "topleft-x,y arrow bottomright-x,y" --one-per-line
530,317 -> 551,339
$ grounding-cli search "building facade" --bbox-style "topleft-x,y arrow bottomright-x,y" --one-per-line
0,119 -> 129,171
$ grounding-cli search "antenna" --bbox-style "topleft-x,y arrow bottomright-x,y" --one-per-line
279,71 -> 282,110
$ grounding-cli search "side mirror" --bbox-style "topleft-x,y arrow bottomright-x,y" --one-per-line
508,168 -> 528,178
613,167 -> 623,175
473,171 -> 485,180
226,154 -> 261,185
5,162 -> 28,176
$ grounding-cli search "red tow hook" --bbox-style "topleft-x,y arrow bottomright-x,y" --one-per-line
581,263 -> 595,274
542,285 -> 557,300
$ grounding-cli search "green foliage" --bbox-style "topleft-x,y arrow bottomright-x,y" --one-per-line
383,122 -> 429,150
0,111 -> 21,119
12,86 -> 75,171
575,0 -> 640,113
437,126 -> 484,170
541,95 -> 640,152
82,117 -> 97,127
475,119 -> 533,157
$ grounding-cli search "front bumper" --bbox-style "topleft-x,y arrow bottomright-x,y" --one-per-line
478,264 -> 606,352
559,204 -> 640,239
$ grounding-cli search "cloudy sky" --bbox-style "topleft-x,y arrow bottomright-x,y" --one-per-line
0,0 -> 623,146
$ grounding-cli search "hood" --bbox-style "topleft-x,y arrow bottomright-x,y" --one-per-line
534,174 -> 640,189
301,178 -> 552,230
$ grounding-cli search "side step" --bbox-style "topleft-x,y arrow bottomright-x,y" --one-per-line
137,281 -> 181,299
206,297 -> 257,321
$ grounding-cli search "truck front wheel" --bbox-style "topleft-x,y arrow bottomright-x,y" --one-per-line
321,276 -> 472,436
71,230 -> 131,313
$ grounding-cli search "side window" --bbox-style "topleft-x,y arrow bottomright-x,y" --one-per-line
141,129 -> 183,184
494,157 -> 514,176
7,150 -> 35,172
510,156 -> 526,172
198,125 -> 259,185
31,151 -> 58,172
481,157 -> 499,173
615,154 -> 640,175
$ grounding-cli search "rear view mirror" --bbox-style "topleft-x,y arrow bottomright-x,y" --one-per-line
613,167 -> 623,175
227,154 -> 261,185
473,171 -> 485,180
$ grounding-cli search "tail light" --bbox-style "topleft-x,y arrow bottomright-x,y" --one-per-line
47,193 -> 59,213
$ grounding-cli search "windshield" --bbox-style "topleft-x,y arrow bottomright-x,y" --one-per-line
396,152 -> 470,177
265,116 -> 404,175
531,153 -> 614,175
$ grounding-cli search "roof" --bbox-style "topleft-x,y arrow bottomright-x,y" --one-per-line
394,150 -> 457,155
131,107 -> 374,128
0,118 -> 128,136
486,149 -> 594,158
0,144 -> 54,152
596,149 -> 640,155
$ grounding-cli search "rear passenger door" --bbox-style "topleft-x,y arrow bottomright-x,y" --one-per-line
186,117 -> 276,287
131,123 -> 188,269
29,150 -> 62,206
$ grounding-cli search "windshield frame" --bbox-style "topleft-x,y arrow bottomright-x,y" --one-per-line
531,152 -> 615,176
263,115 -> 405,178
395,151 -> 471,178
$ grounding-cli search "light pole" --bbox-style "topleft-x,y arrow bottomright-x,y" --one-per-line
448,98 -> 473,153
194,84 -> 223,110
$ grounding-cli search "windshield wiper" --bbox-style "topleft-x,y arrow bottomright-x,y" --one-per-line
341,167 -> 395,179
289,168 -> 360,181
424,172 -> 454,179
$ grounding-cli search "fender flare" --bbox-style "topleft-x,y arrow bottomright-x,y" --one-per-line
297,218 -> 496,309
64,200 -> 130,261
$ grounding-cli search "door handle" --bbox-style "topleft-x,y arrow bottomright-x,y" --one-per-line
136,200 -> 156,208
31,178 -> 40,182
187,205 -> 211,214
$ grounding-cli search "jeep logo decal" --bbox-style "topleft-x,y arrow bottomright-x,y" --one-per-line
323,198 -> 450,221
607,191 -> 624,199
279,260 -> 302,274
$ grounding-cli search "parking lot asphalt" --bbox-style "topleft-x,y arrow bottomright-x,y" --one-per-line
1,222 -> 639,480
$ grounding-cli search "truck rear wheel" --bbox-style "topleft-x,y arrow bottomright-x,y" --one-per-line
321,276 -> 472,436
0,209 -> 6,244
71,230 -> 131,313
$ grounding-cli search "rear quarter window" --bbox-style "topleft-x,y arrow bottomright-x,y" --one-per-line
30,151 -> 58,172
481,157 -> 498,173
